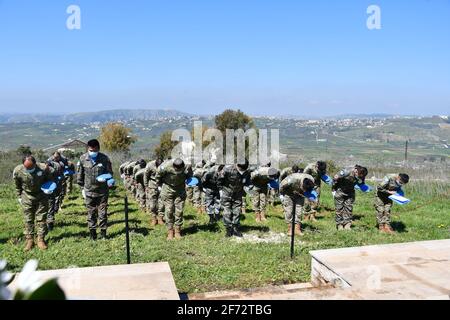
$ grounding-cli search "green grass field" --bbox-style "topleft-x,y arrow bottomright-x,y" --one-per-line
0,181 -> 449,294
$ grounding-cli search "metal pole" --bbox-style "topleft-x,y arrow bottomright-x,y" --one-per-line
290,196 -> 296,259
125,196 -> 131,264
404,140 -> 408,163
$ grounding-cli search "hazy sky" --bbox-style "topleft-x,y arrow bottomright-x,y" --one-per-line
0,0 -> 449,116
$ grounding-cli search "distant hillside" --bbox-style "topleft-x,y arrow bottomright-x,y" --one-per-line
0,109 -> 192,124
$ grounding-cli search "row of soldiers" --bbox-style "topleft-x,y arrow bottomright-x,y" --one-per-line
12,152 -> 76,251
13,139 -> 114,251
120,156 -> 410,239
13,137 -> 410,251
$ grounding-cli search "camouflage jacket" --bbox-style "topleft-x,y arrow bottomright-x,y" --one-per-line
332,167 -> 358,195
304,163 -> 324,187
193,162 -> 205,179
279,173 -> 314,196
77,152 -> 113,197
135,168 -> 146,187
279,167 -> 292,182
202,164 -> 224,190
250,167 -> 279,190
217,165 -> 251,196
377,174 -> 401,196
13,163 -> 55,201
120,161 -> 131,175
144,160 -> 159,189
155,159 -> 193,192
125,162 -> 136,176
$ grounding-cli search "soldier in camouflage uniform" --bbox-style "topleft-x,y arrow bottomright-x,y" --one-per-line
192,160 -> 206,213
125,161 -> 137,194
77,139 -> 113,240
13,155 -> 55,251
132,160 -> 146,200
279,172 -> 315,236
134,162 -> 147,211
374,173 -> 409,234
303,161 -> 327,221
217,160 -> 251,237
202,163 -> 224,225
279,165 -> 300,182
145,158 -> 164,226
332,165 -> 368,230
119,160 -> 131,187
46,159 -> 65,231
156,158 -> 193,240
47,152 -> 68,209
65,161 -> 76,195
250,167 -> 279,222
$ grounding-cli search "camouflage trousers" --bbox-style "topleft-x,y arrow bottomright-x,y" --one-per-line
161,187 -> 186,229
204,188 -> 220,216
186,186 -> 194,203
85,194 -> 109,231
334,191 -> 355,226
124,177 -> 132,191
282,193 -> 304,225
136,184 -> 146,209
47,188 -> 62,224
66,176 -> 74,194
22,196 -> 49,238
304,186 -> 321,214
267,188 -> 278,206
251,188 -> 268,213
147,187 -> 164,218
374,194 -> 393,225
221,191 -> 243,228
192,185 -> 203,208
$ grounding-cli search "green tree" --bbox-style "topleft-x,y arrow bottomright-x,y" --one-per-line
153,131 -> 178,160
214,109 -> 256,161
214,109 -> 255,133
99,123 -> 137,152
16,145 -> 32,156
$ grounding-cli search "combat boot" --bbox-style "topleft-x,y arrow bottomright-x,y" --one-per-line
167,228 -> 174,240
157,216 -> 165,225
174,226 -> 182,240
37,237 -> 48,250
295,224 -> 303,236
255,212 -> 261,223
260,211 -> 267,222
287,224 -> 293,236
150,216 -> 157,227
208,215 -> 215,225
24,237 -> 34,252
384,224 -> 395,234
225,227 -> 233,237
100,229 -> 107,239
344,223 -> 352,230
89,229 -> 97,240
337,224 -> 344,231
232,226 -> 243,238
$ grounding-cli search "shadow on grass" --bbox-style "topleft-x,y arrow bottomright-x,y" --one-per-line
240,225 -> 270,233
391,221 -> 407,233
56,220 -> 87,228
50,230 -> 90,242
182,223 -> 222,235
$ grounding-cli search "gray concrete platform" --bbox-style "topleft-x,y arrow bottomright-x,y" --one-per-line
8,262 -> 180,300
310,239 -> 450,299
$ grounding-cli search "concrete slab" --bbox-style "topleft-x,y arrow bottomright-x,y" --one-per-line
310,239 -> 450,299
8,262 -> 180,300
